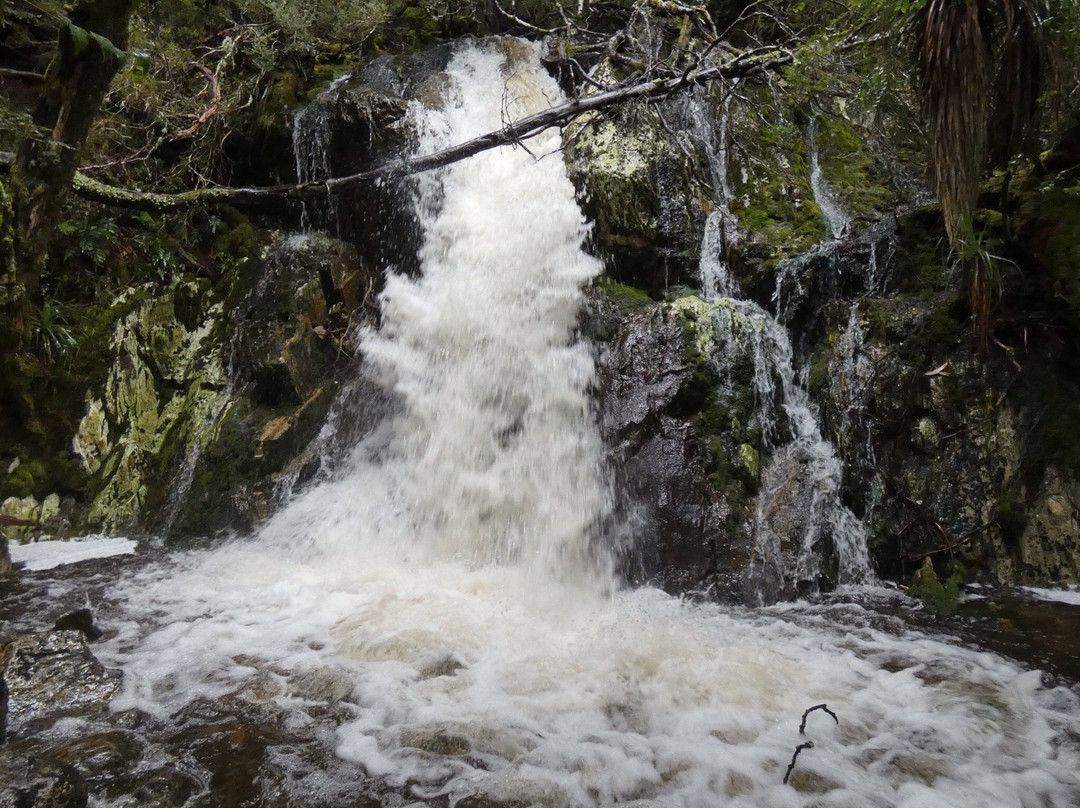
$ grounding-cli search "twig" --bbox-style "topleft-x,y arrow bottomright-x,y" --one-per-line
799,703 -> 839,735
0,67 -> 45,83
493,0 -> 558,34
173,64 -> 222,139
783,741 -> 814,785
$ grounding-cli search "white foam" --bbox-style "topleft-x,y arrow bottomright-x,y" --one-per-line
1021,587 -> 1080,607
10,536 -> 137,571
99,547 -> 1080,807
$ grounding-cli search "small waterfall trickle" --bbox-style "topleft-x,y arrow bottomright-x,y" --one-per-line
689,94 -> 873,598
688,84 -> 740,301
293,73 -> 352,232
807,114 -> 852,240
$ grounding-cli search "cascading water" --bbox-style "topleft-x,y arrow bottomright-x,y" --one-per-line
690,83 -> 740,300
293,73 -> 351,232
687,91 -> 873,598
808,114 -> 852,241
76,40 -> 1080,808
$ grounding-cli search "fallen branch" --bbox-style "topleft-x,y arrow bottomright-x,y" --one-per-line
783,741 -> 814,785
799,703 -> 839,734
0,514 -> 41,528
60,46 -> 792,213
0,67 -> 45,83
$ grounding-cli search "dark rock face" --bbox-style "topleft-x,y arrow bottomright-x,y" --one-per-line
0,753 -> 88,808
564,95 -> 705,296
590,294 -> 752,598
52,609 -> 102,641
169,231 -> 384,538
294,44 -> 456,274
1,667 -> 8,743
1,630 -> 122,736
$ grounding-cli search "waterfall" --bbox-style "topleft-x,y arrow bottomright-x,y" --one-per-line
688,93 -> 873,597
293,73 -> 351,232
264,38 -> 612,581
689,84 -> 740,301
91,41 -> 1080,808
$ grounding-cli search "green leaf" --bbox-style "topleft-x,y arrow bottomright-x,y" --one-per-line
69,24 -> 90,55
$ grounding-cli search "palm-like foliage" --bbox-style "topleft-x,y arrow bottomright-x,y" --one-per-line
914,0 -> 1052,236
906,0 -> 1060,338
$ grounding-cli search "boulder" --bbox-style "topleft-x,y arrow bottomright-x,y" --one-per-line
1,630 -> 122,736
590,291 -> 755,597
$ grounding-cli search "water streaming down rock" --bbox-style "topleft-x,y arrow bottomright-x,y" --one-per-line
293,73 -> 352,232
78,41 -> 1080,808
687,91 -> 873,598
808,114 -> 852,240
688,84 -> 741,302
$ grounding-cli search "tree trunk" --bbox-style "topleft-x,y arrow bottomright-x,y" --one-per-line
0,0 -> 136,438
2,0 -> 136,352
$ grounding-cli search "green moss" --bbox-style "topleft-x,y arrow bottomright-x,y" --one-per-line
593,278 -> 653,307
1,460 -> 45,499
807,339 -> 833,398
1016,174 -> 1080,319
737,443 -> 760,484
815,114 -> 892,218
727,93 -> 830,276
214,219 -> 258,264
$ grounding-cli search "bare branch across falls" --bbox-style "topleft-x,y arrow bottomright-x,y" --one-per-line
65,46 -> 793,214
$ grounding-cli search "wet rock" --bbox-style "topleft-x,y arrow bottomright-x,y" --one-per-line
49,730 -> 143,781
399,726 -> 471,756
1,534 -> 11,578
786,768 -> 841,794
103,766 -> 203,808
169,232 -> 384,537
1,669 -> 7,742
75,281 -> 229,533
455,779 -> 574,808
286,666 -> 355,704
1019,469 -> 1080,583
592,293 -> 750,597
0,630 -> 122,734
231,234 -> 362,407
0,752 -> 88,808
416,654 -> 464,680
166,697 -> 298,807
52,609 -> 102,642
565,82 -> 700,294
294,44 -> 452,271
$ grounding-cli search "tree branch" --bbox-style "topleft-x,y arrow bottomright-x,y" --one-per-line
59,46 -> 793,213
783,741 -> 814,785
798,703 -> 839,734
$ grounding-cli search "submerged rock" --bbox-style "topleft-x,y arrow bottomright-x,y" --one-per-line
0,753 -> 88,808
1,630 -> 122,735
